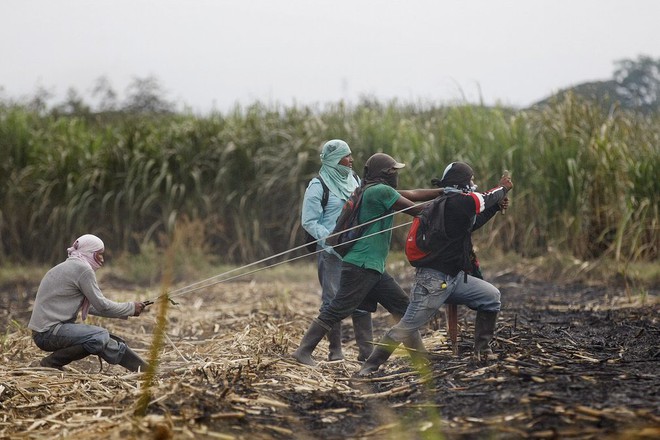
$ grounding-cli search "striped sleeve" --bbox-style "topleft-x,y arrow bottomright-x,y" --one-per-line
468,192 -> 486,213
468,186 -> 508,213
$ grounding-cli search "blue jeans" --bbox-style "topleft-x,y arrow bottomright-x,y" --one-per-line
32,322 -> 126,364
317,251 -> 369,318
317,262 -> 410,328
387,267 -> 501,343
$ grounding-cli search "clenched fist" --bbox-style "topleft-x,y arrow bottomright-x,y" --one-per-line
133,301 -> 146,316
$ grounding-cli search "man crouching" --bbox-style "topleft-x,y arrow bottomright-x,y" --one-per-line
29,234 -> 149,372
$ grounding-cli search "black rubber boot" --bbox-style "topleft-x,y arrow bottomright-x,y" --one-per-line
352,313 -> 374,362
292,319 -> 330,366
327,323 -> 344,361
474,311 -> 498,361
404,331 -> 429,369
356,336 -> 400,376
40,345 -> 89,370
119,346 -> 148,372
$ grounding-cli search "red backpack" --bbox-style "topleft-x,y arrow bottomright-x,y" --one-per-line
405,194 -> 450,267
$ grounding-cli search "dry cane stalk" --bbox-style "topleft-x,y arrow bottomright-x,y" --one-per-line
134,240 -> 175,417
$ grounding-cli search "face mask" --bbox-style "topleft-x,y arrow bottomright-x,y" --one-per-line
384,172 -> 398,189
335,163 -> 352,177
470,184 -> 478,192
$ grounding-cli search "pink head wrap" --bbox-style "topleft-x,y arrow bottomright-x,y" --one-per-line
67,234 -> 105,271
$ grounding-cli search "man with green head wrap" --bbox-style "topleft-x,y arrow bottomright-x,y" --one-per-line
301,139 -> 374,362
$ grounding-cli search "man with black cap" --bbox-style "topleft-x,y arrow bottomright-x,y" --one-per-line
358,162 -> 513,375
292,153 -> 442,366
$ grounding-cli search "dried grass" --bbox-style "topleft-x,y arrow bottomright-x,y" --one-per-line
1,278 -> 379,439
1,271 -> 658,439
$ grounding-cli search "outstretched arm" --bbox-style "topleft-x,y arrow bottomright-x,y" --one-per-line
81,272 -> 137,319
397,188 -> 442,202
392,195 -> 426,216
392,188 -> 443,216
472,174 -> 513,230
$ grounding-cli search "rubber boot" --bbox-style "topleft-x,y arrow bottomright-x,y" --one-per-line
119,346 -> 148,372
474,311 -> 498,361
404,331 -> 429,369
327,323 -> 344,361
292,319 -> 330,366
40,345 -> 89,370
356,336 -> 400,376
352,313 -> 374,361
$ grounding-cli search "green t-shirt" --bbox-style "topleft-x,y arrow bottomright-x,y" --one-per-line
342,183 -> 400,273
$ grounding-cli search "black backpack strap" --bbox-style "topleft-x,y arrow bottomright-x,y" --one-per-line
316,175 -> 330,209
317,172 -> 358,210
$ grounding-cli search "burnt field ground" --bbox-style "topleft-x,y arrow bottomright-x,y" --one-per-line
1,259 -> 658,439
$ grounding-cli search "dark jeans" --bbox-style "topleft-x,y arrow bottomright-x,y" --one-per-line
317,250 -> 369,318
32,322 -> 126,364
317,262 -> 409,328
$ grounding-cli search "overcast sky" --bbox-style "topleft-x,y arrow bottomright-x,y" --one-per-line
1,0 -> 658,113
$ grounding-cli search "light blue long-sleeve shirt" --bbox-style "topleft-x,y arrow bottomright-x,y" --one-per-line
301,176 -> 359,256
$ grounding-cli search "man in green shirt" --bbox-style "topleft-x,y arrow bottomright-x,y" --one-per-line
293,153 -> 441,366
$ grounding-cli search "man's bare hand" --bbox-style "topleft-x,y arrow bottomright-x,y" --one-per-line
133,301 -> 146,316
499,171 -> 513,190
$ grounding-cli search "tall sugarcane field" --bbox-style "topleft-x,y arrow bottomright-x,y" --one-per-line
1,94 -> 658,439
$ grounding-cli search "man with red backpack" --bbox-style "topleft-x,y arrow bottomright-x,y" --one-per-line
358,162 -> 512,376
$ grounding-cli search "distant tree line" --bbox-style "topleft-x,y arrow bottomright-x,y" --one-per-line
0,75 -> 175,117
1,56 -> 659,117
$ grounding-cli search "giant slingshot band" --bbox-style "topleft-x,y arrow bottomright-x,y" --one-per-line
144,201 -> 433,305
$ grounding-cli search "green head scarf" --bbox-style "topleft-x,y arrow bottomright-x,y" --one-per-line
318,139 -> 359,200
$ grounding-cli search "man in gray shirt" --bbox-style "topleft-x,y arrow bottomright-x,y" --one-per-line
29,234 -> 149,371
